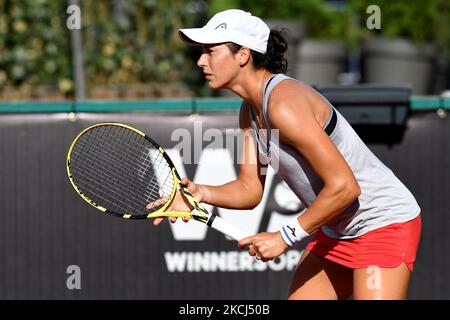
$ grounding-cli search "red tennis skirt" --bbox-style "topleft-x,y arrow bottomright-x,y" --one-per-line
306,215 -> 422,272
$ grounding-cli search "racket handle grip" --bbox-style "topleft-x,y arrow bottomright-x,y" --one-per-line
210,215 -> 251,241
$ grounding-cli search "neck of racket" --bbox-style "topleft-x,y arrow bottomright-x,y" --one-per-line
207,214 -> 251,241
179,186 -> 250,241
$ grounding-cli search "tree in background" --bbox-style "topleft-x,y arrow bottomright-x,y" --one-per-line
0,0 -> 201,100
82,0 -> 201,98
208,0 -> 353,41
0,0 -> 72,99
349,0 -> 450,57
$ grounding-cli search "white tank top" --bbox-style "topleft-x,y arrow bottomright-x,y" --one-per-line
247,74 -> 420,239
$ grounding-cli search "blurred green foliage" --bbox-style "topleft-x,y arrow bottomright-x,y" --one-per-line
0,0 -> 72,97
0,0 -> 200,99
1,0 -> 449,100
82,0 -> 200,98
349,0 -> 450,56
209,0 -> 352,40
209,0 -> 450,55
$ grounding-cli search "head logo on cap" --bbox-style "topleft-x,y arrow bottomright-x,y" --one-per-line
215,23 -> 227,30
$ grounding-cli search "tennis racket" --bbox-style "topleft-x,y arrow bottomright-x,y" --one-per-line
66,122 -> 250,241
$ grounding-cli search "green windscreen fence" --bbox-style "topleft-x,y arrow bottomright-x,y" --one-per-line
0,96 -> 449,113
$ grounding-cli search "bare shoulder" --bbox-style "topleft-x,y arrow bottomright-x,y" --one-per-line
268,79 -> 331,129
267,80 -> 315,125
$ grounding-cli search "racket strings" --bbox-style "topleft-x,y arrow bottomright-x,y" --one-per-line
71,148 -> 155,215
72,134 -> 173,202
86,126 -> 174,200
74,128 -> 172,215
70,151 -> 157,211
88,126 -> 175,202
70,169 -> 148,214
72,138 -> 159,204
70,125 -> 174,216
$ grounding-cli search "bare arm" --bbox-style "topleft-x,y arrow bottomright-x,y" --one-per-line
198,102 -> 267,209
269,82 -> 361,234
149,103 -> 267,225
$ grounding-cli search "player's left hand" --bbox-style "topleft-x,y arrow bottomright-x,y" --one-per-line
238,231 -> 289,262
148,177 -> 196,226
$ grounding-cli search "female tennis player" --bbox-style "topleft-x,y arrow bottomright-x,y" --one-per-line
150,9 -> 422,300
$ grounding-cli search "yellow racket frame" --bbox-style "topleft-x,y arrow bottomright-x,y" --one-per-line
67,122 -> 210,223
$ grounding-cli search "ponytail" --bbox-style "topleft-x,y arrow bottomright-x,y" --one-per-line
226,29 -> 288,74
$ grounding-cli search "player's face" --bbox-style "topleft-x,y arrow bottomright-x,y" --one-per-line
197,43 -> 240,89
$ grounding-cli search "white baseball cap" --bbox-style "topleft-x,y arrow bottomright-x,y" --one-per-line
178,9 -> 270,54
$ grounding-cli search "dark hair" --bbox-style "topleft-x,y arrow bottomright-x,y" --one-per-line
226,29 -> 288,74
